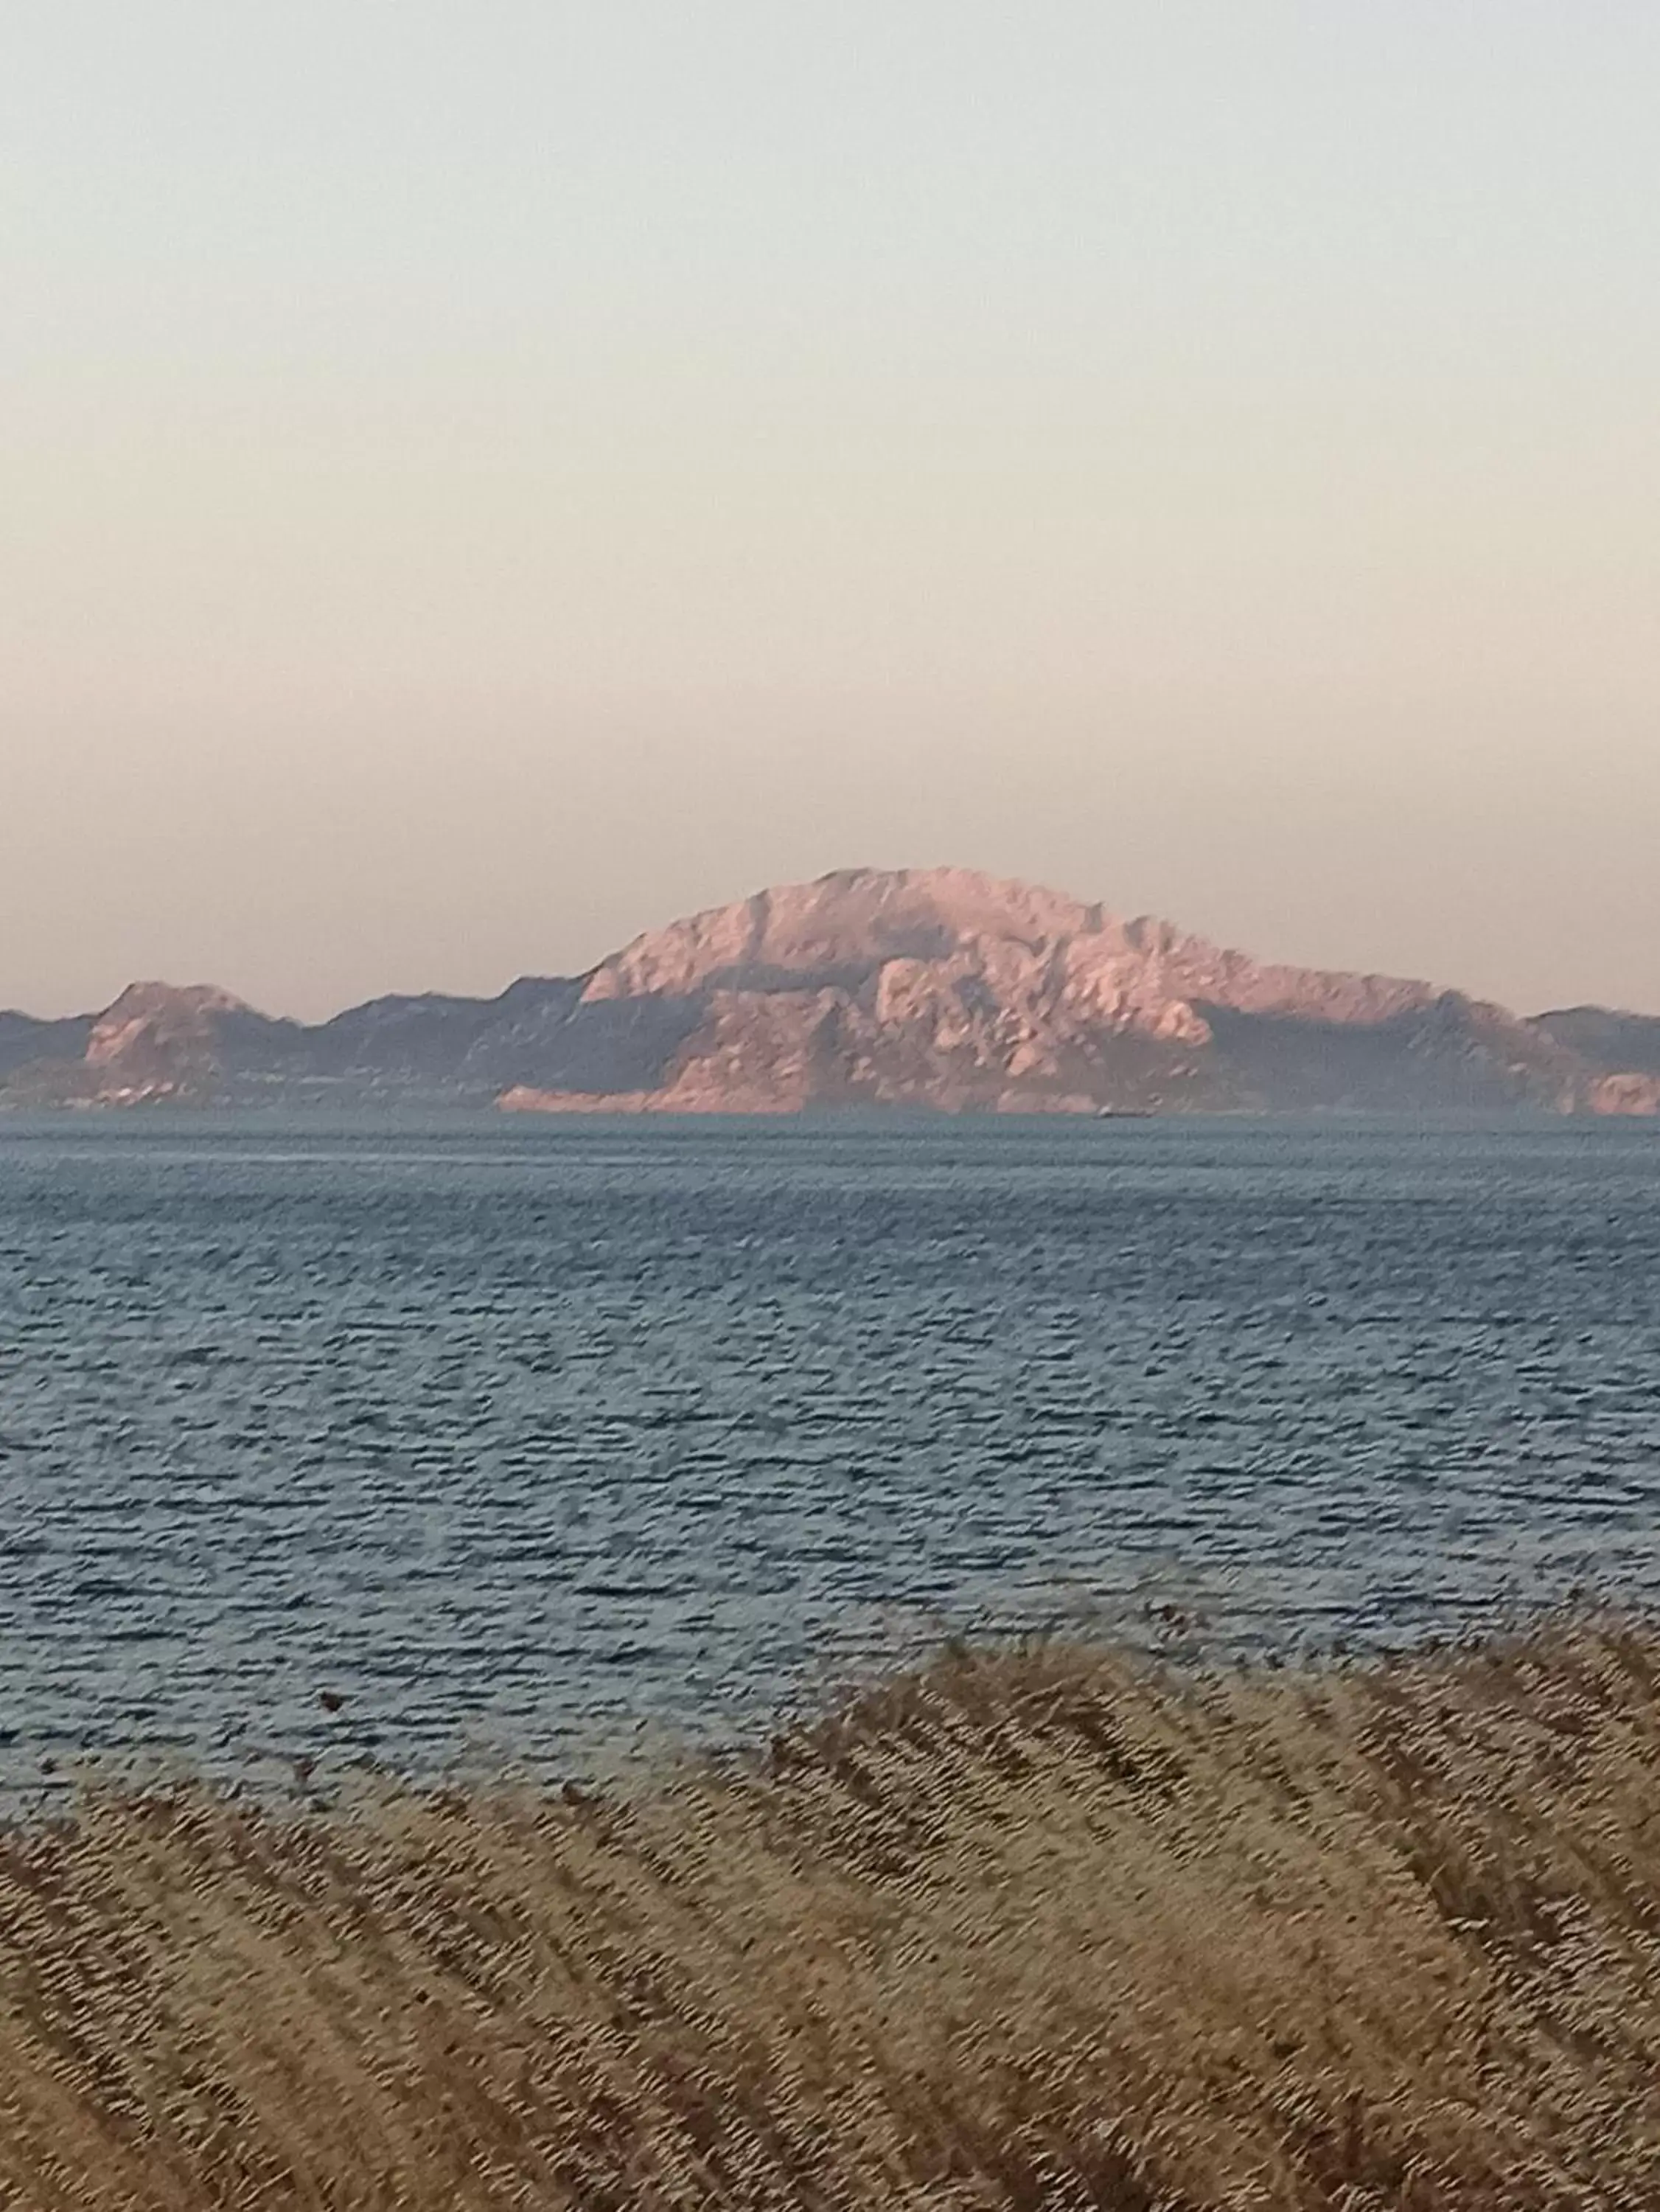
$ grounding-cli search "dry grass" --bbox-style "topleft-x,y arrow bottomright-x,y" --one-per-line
3,1620 -> 1659,2209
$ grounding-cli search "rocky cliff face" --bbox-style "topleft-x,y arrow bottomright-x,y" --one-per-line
4,984 -> 265,1105
82,984 -> 265,1102
3,869 -> 1656,1115
526,868 -> 1609,1116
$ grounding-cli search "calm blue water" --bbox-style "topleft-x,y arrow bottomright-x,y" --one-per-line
1,1114 -> 1658,1795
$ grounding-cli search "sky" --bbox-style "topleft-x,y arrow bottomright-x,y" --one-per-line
4,3 -> 1658,1020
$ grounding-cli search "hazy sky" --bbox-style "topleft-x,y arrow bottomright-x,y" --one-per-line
4,4 -> 1658,1019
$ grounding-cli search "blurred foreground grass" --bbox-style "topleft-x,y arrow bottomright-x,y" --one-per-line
3,1619 -> 1659,2208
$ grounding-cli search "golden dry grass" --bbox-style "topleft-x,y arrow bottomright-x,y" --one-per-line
2,1620 -> 1659,2209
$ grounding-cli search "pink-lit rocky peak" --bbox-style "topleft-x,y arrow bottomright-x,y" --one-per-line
4,869 -> 1658,1115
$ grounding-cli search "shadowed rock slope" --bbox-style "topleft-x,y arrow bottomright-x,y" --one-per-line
1535,1005 -> 1660,1079
4,869 -> 1658,1113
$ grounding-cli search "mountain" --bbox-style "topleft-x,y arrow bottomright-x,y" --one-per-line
1533,1006 -> 1660,1077
1,984 -> 263,1105
503,867 -> 1650,1116
0,973 -> 698,1108
0,1008 -> 94,1083
4,869 -> 1658,1116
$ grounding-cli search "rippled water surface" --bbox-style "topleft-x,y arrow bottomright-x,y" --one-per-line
2,1114 -> 1658,1790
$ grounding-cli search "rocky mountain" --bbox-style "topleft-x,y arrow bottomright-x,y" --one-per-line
1,985 -> 258,1105
0,1008 -> 93,1083
502,868 -> 1656,1116
4,869 -> 1658,1116
1533,1006 -> 1660,1078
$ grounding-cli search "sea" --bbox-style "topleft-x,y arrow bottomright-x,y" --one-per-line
1,1113 -> 1658,1799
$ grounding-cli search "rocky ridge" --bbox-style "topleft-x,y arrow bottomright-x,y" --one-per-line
4,868 -> 1658,1116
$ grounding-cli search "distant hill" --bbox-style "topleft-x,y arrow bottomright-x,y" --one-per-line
1533,1006 -> 1660,1078
4,869 -> 1658,1116
0,1007 -> 93,1083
